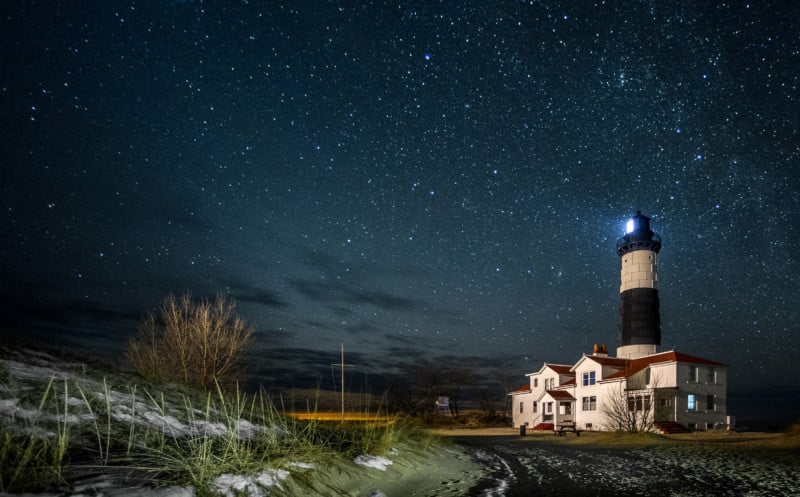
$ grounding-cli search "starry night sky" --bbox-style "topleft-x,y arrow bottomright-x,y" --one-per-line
1,1 -> 798,402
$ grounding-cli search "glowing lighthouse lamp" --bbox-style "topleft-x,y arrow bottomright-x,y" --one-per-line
616,211 -> 662,359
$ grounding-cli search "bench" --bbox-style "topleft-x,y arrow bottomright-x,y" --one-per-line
554,424 -> 582,436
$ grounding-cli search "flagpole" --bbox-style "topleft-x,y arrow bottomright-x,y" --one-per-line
340,343 -> 345,422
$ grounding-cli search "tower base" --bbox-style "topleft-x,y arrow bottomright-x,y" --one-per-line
616,344 -> 658,359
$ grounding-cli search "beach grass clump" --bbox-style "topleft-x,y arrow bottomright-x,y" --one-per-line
0,429 -> 68,492
0,347 -> 440,495
131,385 -> 435,495
0,378 -> 70,493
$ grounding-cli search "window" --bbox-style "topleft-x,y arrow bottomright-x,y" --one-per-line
533,378 -> 538,388
706,368 -> 716,384
560,401 -> 572,415
687,394 -> 696,411
582,371 -> 596,386
688,366 -> 698,383
627,395 -> 650,411
532,401 -> 538,413
582,396 -> 597,411
546,402 -> 553,413
706,395 -> 715,411
659,398 -> 672,408
519,402 -> 524,414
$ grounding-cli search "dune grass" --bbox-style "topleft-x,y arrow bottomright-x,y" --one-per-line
0,354 -> 436,495
0,378 -> 70,491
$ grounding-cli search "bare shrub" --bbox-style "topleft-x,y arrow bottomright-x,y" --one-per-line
602,372 -> 665,433
127,293 -> 254,390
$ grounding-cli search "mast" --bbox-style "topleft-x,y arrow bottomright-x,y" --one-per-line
340,343 -> 345,422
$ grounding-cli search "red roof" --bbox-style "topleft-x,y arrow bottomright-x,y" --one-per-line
604,351 -> 725,381
583,355 -> 629,367
509,383 -> 530,395
547,363 -> 574,374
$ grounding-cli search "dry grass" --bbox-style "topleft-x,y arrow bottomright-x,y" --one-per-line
666,429 -> 800,449
552,429 -> 800,449
434,425 -> 800,451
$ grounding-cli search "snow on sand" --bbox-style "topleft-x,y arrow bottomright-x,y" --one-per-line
0,347 -> 483,497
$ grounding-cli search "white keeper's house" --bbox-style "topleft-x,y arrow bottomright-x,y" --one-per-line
510,212 -> 728,433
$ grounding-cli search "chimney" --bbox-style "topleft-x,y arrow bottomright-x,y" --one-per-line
592,343 -> 609,357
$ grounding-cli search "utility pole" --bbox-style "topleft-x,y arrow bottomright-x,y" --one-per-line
332,343 -> 353,422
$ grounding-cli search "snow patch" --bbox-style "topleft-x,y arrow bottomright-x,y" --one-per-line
354,454 -> 393,471
213,469 -> 289,497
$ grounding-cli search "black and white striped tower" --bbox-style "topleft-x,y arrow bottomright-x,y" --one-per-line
616,211 -> 662,359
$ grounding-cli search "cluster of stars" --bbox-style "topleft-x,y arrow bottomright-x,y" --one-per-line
1,0 -> 797,393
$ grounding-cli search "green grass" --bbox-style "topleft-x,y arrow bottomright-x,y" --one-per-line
0,378 -> 70,492
0,354 -> 437,495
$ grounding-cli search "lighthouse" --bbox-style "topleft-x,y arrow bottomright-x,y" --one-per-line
616,211 -> 662,359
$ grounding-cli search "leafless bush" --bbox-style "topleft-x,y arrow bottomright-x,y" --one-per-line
602,373 -> 666,432
127,293 -> 254,390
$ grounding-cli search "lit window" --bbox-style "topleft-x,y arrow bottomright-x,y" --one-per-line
688,394 -> 696,411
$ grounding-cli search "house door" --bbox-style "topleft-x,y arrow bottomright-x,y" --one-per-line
559,401 -> 573,423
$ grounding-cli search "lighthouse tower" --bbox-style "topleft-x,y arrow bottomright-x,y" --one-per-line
616,211 -> 662,359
